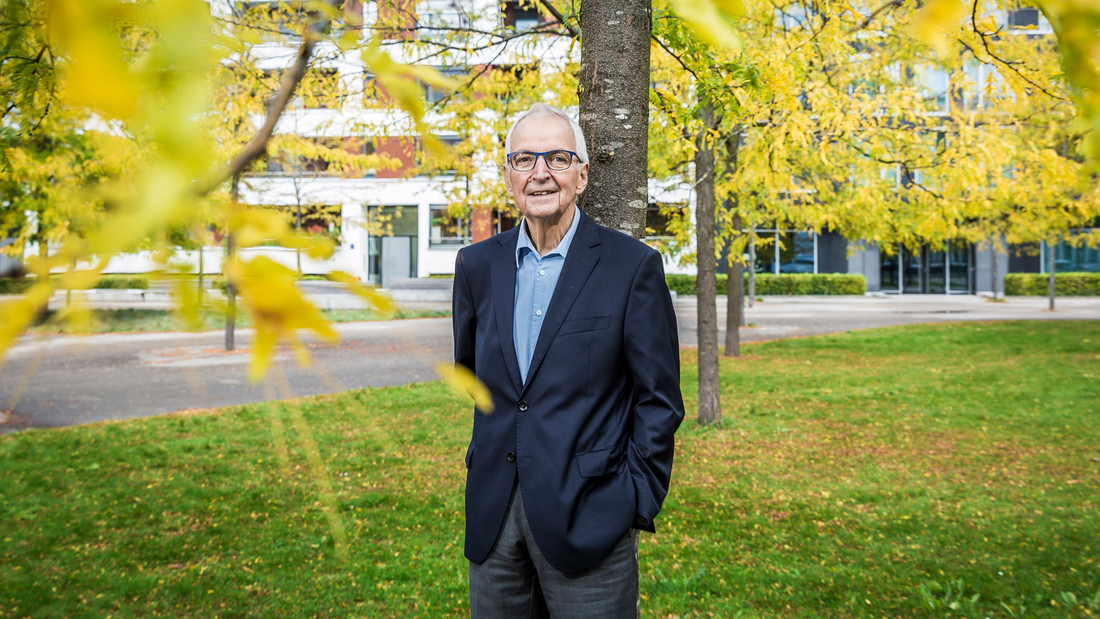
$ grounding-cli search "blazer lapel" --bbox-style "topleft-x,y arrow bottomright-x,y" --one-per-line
490,228 -> 524,394
521,211 -> 602,393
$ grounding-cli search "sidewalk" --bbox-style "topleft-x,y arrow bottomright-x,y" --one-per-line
676,294 -> 1100,345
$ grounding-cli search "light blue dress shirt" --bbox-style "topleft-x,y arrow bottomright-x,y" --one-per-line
514,206 -> 581,384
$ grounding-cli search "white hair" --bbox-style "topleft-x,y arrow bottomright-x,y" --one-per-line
504,103 -> 589,164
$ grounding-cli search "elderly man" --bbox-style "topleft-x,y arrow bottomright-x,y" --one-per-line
452,102 -> 684,617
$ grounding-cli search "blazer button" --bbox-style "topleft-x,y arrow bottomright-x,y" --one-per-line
518,401 -> 528,412
506,452 -> 516,462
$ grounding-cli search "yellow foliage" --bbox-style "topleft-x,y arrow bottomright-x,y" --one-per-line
325,271 -> 397,317
671,0 -> 743,50
908,0 -> 968,58
436,362 -> 495,414
224,256 -> 338,383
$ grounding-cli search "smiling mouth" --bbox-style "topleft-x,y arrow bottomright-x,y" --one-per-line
529,190 -> 556,196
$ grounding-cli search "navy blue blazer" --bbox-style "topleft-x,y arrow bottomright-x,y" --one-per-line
452,208 -> 685,574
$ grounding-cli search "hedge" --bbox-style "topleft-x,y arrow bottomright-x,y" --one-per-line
666,273 -> 866,296
91,275 -> 150,290
1004,272 -> 1100,296
0,275 -> 151,294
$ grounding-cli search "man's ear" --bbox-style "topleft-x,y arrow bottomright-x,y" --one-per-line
503,164 -> 513,193
575,162 -> 589,194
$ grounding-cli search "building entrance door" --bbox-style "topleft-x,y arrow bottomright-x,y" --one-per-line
380,236 -> 411,288
366,205 -> 418,286
880,243 -> 973,294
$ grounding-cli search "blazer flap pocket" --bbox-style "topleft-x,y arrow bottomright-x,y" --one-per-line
559,315 -> 610,336
575,442 -> 627,478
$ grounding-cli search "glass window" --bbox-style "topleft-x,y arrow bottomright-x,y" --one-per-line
429,204 -> 470,246
880,250 -> 900,292
949,242 -> 971,293
646,202 -> 686,239
778,232 -> 815,274
1052,240 -> 1100,273
753,231 -> 777,275
917,65 -> 950,114
492,209 -> 519,236
366,205 -> 418,284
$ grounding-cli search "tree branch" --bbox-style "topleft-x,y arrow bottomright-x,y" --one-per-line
195,9 -> 331,196
847,0 -> 904,35
537,0 -> 579,38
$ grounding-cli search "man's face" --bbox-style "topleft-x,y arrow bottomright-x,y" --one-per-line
504,115 -> 589,222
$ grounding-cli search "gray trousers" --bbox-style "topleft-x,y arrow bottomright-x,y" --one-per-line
469,485 -> 640,618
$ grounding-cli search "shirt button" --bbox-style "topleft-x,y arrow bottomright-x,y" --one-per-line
518,401 -> 528,411
506,452 -> 516,462
539,269 -> 546,276
535,309 -> 543,316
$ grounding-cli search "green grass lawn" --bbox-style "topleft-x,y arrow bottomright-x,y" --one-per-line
1,321 -> 1098,617
25,307 -> 450,334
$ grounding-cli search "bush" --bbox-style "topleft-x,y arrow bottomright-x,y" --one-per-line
0,278 -> 35,294
665,272 -> 866,296
1004,272 -> 1100,296
92,275 -> 150,290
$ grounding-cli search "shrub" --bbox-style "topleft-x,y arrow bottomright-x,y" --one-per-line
665,273 -> 866,296
0,278 -> 35,294
92,275 -> 150,290
1005,272 -> 1100,296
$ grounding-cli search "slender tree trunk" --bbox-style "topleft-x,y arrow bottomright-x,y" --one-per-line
695,104 -> 720,425
748,238 -> 756,307
296,201 -> 303,275
225,173 -> 240,352
991,243 -> 999,300
723,131 -> 743,358
578,0 -> 650,238
197,245 -> 204,306
725,213 -> 743,357
1049,241 -> 1056,311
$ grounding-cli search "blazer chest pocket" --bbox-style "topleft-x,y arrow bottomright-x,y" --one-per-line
575,441 -> 627,478
559,315 -> 610,336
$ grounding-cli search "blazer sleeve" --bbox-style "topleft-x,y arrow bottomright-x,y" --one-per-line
452,249 -> 477,375
623,249 -> 685,531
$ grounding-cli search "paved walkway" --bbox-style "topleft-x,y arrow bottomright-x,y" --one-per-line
1,294 -> 1096,433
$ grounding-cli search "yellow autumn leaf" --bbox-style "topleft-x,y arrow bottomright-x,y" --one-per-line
420,133 -> 452,160
47,0 -> 142,120
226,256 -> 338,382
326,270 -> 398,316
671,0 -> 743,50
908,0 -> 966,58
282,234 -> 336,260
231,208 -> 291,247
405,64 -> 456,90
0,284 -> 52,353
55,296 -> 93,334
437,362 -> 494,414
57,269 -> 101,291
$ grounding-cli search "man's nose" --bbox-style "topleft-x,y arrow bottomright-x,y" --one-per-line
530,155 -> 552,177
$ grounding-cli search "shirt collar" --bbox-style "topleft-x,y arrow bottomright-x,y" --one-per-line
515,205 -> 581,267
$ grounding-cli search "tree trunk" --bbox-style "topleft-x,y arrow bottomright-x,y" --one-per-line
1049,241 -> 1056,311
725,213 -> 743,358
225,173 -> 240,352
695,104 -> 721,425
723,131 -> 743,358
747,238 -> 755,307
197,245 -> 204,306
578,0 -> 651,239
991,243 -> 999,300
296,201 -> 303,275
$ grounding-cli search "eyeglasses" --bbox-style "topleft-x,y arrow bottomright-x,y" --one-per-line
506,150 -> 578,172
